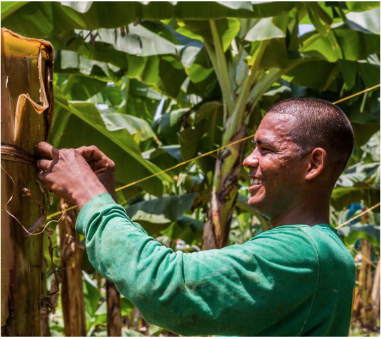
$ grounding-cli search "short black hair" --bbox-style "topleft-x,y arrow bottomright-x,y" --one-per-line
267,98 -> 354,182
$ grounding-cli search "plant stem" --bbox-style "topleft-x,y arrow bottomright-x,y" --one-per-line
223,40 -> 268,145
124,77 -> 130,113
209,19 -> 234,117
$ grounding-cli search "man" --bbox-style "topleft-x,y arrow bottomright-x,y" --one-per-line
37,98 -> 355,336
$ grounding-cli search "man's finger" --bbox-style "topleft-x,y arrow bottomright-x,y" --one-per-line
37,159 -> 52,171
36,142 -> 58,160
36,170 -> 49,186
77,146 -> 103,161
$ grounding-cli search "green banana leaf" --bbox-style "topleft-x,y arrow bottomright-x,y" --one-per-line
283,60 -> 338,90
55,50 -> 125,82
338,224 -> 380,247
345,7 -> 380,35
346,2 -> 381,12
56,74 -> 107,101
301,29 -> 380,62
2,2 -> 299,38
125,193 -> 197,234
1,1 -> 28,19
244,14 -> 289,41
161,216 -> 204,244
101,112 -> 158,145
331,183 -> 380,211
152,108 -> 190,145
89,79 -> 164,124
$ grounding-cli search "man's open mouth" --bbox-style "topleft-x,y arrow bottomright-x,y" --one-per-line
250,178 -> 263,186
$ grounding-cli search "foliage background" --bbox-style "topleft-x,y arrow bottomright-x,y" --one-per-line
2,1 -> 380,336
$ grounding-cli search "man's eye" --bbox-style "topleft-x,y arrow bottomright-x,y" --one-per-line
260,147 -> 271,153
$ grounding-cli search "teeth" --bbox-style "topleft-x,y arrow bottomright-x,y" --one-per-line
250,178 -> 263,185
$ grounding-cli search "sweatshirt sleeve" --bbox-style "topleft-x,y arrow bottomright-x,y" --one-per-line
76,193 -> 319,336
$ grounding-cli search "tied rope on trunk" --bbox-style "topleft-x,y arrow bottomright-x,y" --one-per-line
1,142 -> 36,165
1,142 -> 66,236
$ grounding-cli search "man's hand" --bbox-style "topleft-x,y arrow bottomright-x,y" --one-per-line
36,142 -> 108,209
76,145 -> 117,202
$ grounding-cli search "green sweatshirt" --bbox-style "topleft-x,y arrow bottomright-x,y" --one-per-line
76,193 -> 355,336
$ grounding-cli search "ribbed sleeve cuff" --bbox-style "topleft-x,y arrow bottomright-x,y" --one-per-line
76,193 -> 118,235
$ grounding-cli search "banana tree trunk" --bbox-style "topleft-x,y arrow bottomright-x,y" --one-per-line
371,260 -> 380,324
202,126 -> 246,249
58,200 -> 87,336
1,28 -> 54,336
106,280 -> 122,336
352,240 -> 376,330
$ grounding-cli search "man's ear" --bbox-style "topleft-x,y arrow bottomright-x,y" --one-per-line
305,148 -> 327,180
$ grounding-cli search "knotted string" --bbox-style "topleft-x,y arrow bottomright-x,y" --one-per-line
1,142 -> 36,165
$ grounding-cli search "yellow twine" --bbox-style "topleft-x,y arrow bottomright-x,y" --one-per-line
333,84 -> 380,104
335,203 -> 380,229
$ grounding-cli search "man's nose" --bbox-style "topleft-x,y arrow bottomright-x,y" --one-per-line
243,153 -> 259,168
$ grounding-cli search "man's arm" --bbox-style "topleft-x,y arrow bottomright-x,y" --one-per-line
77,193 -> 319,336
36,142 -> 319,336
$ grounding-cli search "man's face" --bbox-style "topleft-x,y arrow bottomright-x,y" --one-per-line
243,113 -> 307,219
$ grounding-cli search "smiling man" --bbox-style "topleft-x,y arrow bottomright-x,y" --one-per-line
37,98 -> 355,336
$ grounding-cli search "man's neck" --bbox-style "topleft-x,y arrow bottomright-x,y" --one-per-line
269,194 -> 330,228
